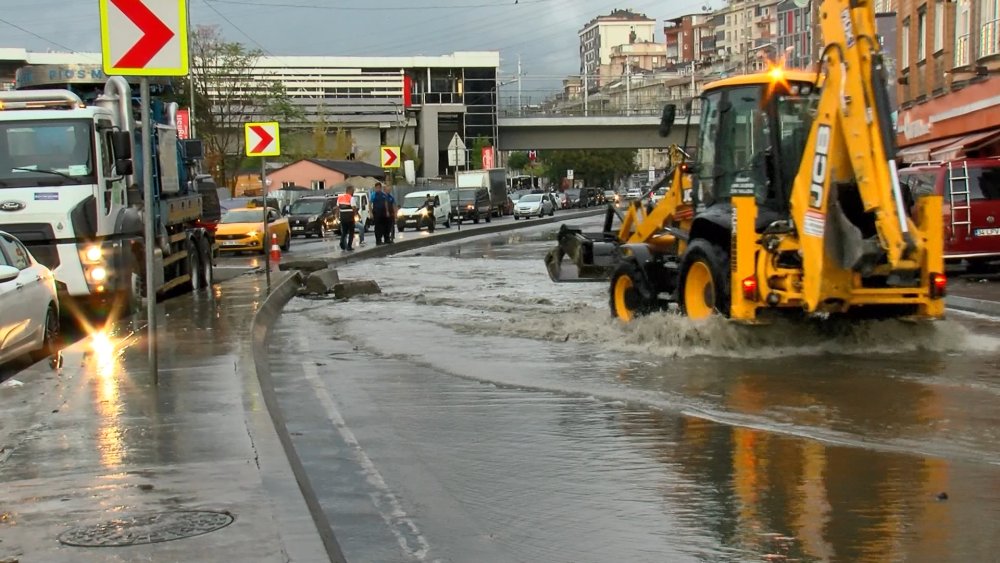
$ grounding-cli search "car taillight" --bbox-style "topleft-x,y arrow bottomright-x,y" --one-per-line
929,272 -> 947,298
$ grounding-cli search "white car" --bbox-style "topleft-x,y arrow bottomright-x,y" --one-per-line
513,193 -> 555,219
0,231 -> 59,365
626,188 -> 643,200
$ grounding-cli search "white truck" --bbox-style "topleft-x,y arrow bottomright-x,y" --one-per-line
0,77 -> 216,318
455,168 -> 508,217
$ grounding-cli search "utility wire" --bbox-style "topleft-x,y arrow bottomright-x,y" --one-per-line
205,0 -> 548,10
0,15 -> 91,55
202,0 -> 272,54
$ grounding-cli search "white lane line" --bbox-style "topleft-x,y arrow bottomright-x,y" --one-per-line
300,360 -> 432,562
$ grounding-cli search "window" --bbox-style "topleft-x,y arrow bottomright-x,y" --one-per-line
917,8 -> 927,61
902,18 -> 911,68
982,0 -> 1000,57
0,235 -> 30,270
281,181 -> 294,188
934,2 -> 945,52
956,0 -> 971,65
311,180 -> 325,190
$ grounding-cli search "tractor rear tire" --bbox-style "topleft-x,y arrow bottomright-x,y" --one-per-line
609,260 -> 656,322
678,239 -> 730,319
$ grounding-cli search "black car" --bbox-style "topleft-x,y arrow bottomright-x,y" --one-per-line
453,187 -> 493,224
286,195 -> 339,238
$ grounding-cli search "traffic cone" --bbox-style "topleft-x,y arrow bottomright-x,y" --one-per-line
270,232 -> 282,270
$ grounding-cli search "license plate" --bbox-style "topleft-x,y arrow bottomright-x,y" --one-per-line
292,227 -> 304,231
974,228 -> 1000,237
222,240 -> 242,246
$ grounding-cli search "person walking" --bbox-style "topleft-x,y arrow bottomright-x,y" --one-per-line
371,182 -> 393,245
336,185 -> 357,251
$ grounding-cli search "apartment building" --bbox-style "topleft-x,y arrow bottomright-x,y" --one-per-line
579,9 -> 657,87
896,0 -> 1000,161
609,41 -> 669,75
664,13 -> 717,66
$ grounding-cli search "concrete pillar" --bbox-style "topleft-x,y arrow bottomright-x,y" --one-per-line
418,104 -> 466,178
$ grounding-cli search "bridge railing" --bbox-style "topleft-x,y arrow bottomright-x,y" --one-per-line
497,81 -> 702,119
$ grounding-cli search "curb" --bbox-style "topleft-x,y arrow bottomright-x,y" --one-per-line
947,294 -> 1000,317
251,271 -> 347,563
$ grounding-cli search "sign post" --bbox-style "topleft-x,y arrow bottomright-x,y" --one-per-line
100,0 -> 190,384
245,121 -> 281,285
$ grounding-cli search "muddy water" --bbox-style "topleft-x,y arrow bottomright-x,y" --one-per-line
276,221 -> 1000,562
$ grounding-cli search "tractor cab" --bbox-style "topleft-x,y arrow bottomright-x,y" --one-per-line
685,70 -> 820,229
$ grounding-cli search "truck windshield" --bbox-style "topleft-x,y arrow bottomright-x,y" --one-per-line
458,189 -> 479,201
0,119 -> 95,187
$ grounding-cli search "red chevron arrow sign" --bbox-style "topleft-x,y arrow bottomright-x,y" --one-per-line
245,122 -> 281,157
100,0 -> 188,76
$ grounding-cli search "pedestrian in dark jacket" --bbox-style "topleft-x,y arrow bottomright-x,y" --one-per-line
371,182 -> 394,245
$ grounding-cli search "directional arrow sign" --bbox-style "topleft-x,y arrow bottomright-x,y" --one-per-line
381,146 -> 401,168
100,0 -> 188,76
245,122 -> 281,157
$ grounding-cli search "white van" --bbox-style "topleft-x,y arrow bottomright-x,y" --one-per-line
396,190 -> 452,232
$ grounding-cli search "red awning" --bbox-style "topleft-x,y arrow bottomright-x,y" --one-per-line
930,129 -> 1000,161
897,138 -> 953,163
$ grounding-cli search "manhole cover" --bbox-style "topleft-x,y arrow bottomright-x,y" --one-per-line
58,510 -> 234,547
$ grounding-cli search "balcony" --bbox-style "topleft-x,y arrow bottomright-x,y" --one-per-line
981,19 -> 1000,59
955,33 -> 970,67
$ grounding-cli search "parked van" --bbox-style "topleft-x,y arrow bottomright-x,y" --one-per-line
899,158 -> 1000,271
330,192 -> 371,235
397,190 -> 452,232
287,194 -> 338,238
454,187 -> 492,224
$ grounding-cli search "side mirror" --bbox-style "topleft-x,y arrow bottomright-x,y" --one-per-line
112,130 -> 133,159
115,159 -> 134,176
0,265 -> 19,284
658,104 -> 677,138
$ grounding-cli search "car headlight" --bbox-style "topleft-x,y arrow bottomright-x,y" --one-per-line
466,204 -> 474,210
419,209 -> 429,217
308,215 -> 318,222
247,230 -> 259,238
397,209 -> 405,217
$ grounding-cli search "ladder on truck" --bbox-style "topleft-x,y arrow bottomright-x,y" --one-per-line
947,161 -> 972,239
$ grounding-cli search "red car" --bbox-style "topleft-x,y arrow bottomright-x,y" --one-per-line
899,158 -> 1000,271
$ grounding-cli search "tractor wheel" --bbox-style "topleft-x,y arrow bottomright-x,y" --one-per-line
609,261 -> 656,322
678,239 -> 730,319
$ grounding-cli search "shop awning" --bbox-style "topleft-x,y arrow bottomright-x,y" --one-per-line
897,138 -> 952,163
929,129 -> 1000,161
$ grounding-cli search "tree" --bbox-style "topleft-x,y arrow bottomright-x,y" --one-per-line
538,149 -> 637,187
185,25 -> 299,191
507,151 -> 529,171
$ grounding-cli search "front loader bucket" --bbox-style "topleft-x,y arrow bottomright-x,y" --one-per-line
545,224 -> 619,282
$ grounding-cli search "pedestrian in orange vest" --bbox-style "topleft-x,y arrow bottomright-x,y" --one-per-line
336,185 -> 357,252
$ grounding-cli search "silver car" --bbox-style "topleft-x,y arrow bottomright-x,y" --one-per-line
0,231 -> 59,365
513,193 -> 555,219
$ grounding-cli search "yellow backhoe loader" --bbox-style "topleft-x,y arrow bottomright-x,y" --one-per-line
545,0 -> 946,323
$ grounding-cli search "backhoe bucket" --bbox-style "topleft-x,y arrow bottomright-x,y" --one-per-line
545,224 -> 619,282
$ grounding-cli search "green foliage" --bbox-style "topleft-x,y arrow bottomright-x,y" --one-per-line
185,25 -> 300,189
538,149 -> 638,187
507,151 -> 529,171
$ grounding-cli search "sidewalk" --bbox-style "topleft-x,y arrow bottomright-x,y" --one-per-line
948,274 -> 1000,316
0,272 -> 329,562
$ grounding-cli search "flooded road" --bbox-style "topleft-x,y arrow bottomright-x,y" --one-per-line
269,219 -> 1000,562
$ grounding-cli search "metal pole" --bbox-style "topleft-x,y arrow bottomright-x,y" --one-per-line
690,60 -> 695,98
140,78 -> 158,383
517,55 -> 522,117
262,157 -> 270,287
583,72 -> 589,116
187,5 -> 196,139
625,65 -> 631,116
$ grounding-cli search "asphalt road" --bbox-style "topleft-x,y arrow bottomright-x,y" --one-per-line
268,220 -> 1000,563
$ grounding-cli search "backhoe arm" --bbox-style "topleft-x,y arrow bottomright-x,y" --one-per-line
790,0 -> 919,311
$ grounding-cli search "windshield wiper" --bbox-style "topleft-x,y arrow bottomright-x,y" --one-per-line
11,167 -> 86,184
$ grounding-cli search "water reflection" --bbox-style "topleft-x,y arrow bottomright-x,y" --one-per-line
90,331 -> 124,468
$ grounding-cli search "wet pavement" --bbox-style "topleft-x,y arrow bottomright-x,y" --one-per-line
270,221 -> 1000,562
0,273 -> 326,562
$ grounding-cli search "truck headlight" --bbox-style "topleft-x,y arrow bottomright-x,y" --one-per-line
89,266 -> 108,282
82,244 -> 103,264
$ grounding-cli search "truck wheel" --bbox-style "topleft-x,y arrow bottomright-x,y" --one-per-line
609,261 -> 655,322
197,237 -> 214,289
678,239 -> 730,319
187,239 -> 203,291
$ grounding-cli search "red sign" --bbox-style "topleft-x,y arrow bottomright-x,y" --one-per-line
528,150 -> 537,161
481,147 -> 495,170
176,108 -> 190,140
403,75 -> 413,108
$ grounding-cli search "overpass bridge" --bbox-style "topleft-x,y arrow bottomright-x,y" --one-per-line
496,114 -> 698,151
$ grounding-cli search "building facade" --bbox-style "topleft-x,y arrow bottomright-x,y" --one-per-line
579,10 -> 657,87
896,0 -> 1000,161
609,41 -> 668,75
664,13 -> 717,66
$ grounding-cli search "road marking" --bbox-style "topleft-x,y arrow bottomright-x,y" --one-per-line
300,360 -> 432,561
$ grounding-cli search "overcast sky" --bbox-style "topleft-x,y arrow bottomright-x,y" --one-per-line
2,0 -> 715,96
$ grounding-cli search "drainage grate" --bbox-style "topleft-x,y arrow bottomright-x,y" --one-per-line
58,510 -> 234,547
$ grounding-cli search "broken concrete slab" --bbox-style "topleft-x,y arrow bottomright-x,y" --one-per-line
279,259 -> 330,273
333,280 -> 382,300
300,269 -> 341,295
